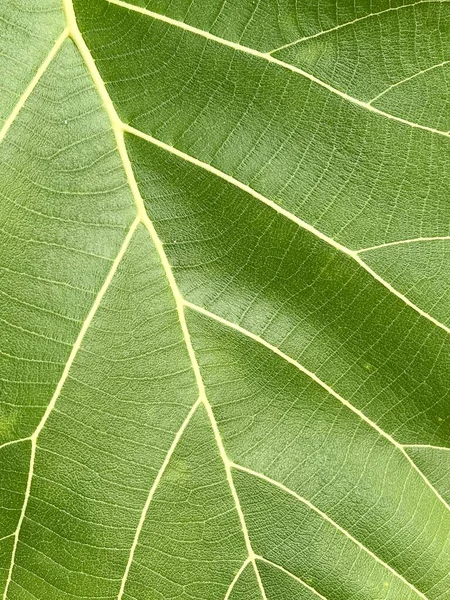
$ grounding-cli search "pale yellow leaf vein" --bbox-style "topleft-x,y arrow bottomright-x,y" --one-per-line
357,236 -> 450,253
183,300 -> 450,518
231,462 -> 429,600
403,444 -> 450,451
0,28 -> 69,144
268,0 -> 450,53
0,438 -> 32,452
117,398 -> 202,598
256,557 -> 328,600
224,556 -> 252,600
369,60 -> 450,105
6,2 -> 443,598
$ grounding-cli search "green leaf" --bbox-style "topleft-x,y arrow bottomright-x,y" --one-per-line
1,1 -> 449,598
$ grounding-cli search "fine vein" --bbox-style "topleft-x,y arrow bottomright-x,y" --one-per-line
64,2 -> 267,597
117,398 -> 202,598
403,444 -> 450,451
224,556 -> 252,600
108,0 -> 450,138
357,236 -> 450,253
369,59 -> 450,104
2,217 -> 139,599
0,437 -> 32,452
7,2 -> 446,598
256,557 -> 328,600
0,534 -> 15,544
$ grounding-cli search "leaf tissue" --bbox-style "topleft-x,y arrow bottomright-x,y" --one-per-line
0,0 -> 449,598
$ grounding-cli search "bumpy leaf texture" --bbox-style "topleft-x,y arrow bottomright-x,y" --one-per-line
0,1 -> 450,599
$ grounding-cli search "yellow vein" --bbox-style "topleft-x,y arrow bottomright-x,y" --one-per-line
0,437 -> 32,452
357,236 -> 450,253
0,28 -> 69,144
403,444 -> 450,451
369,60 -> 450,104
200,402 -> 268,600
224,556 -> 252,600
64,2 -> 267,596
183,300 -> 450,515
2,217 -> 139,600
256,557 -> 328,600
108,0 -> 450,138
34,218 -> 137,439
232,463 -> 429,599
125,124 -> 450,335
117,398 -> 201,599
268,0 -> 449,53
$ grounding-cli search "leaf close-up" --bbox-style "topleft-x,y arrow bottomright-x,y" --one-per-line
1,0 -> 450,598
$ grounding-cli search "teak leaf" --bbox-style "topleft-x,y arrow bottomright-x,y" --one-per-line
1,1 -> 449,599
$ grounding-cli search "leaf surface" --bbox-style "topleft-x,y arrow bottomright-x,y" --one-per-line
0,1 -> 449,599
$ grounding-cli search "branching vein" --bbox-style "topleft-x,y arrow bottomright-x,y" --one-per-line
183,300 -> 450,517
231,463 -> 429,599
117,398 -> 202,599
0,438 -> 32,452
256,557 -> 328,600
2,217 -> 139,599
4,1 -> 447,598
0,28 -> 68,145
63,1 -> 267,596
369,60 -> 450,104
403,444 -> 450,451
108,0 -> 450,138
268,0 -> 450,53
224,556 -> 252,600
357,236 -> 450,253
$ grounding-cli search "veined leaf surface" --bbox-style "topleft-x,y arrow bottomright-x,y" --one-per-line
1,1 -> 449,598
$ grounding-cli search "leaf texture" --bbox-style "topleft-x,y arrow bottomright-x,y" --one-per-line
0,1 -> 449,599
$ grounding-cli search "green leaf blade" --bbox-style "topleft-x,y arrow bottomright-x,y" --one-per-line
1,0 -> 449,598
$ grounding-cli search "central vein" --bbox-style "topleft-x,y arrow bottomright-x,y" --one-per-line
62,0 -> 266,597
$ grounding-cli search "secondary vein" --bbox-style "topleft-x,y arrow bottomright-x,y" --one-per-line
116,398 -> 202,599
0,28 -> 69,145
369,59 -> 450,104
268,0 -> 450,53
183,300 -> 450,517
107,0 -> 450,138
232,463 -> 429,599
256,557 -> 329,600
357,236 -> 450,253
123,124 -> 450,335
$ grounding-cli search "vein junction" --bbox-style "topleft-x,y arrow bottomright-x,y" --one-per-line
1,0 -> 449,599
267,0 -> 450,52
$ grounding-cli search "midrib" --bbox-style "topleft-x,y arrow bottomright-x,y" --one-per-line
63,1 -> 267,598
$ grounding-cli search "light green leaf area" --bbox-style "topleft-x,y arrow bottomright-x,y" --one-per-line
0,1 -> 449,599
